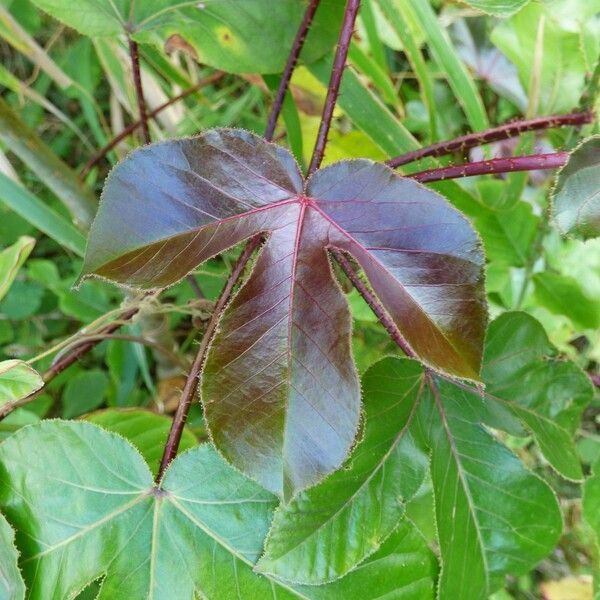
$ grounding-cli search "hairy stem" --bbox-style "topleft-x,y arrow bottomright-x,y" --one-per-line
157,236 -> 263,482
307,0 -> 361,175
0,303 -> 144,420
409,152 -> 569,183
331,248 -> 415,358
80,72 -> 225,179
128,37 -> 150,145
265,0 -> 321,141
386,111 -> 592,168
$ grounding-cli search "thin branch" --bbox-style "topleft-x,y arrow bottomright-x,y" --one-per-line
408,152 -> 569,184
265,0 -> 322,141
590,372 -> 600,389
79,72 -> 225,180
386,111 -> 593,168
128,37 -> 150,145
307,0 -> 361,175
156,235 -> 263,482
331,248 -> 415,358
0,304 -> 143,420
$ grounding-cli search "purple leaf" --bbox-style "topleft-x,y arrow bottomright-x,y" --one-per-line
82,129 -> 486,497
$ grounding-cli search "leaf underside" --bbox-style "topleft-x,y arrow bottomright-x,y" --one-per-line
82,128 -> 486,497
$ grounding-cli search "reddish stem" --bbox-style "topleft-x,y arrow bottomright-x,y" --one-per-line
80,72 -> 225,180
157,236 -> 263,482
331,249 -> 415,358
265,0 -> 321,141
409,152 -> 569,183
590,373 -> 600,389
128,38 -> 150,145
307,0 -> 361,175
386,111 -> 592,168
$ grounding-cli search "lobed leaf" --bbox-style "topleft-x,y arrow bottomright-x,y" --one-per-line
259,314 -> 571,591
81,128 -> 486,497
552,136 -> 600,240
0,420 -> 437,599
85,409 -> 198,476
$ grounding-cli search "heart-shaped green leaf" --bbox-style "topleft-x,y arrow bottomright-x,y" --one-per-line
552,136 -> 600,240
81,129 -> 486,497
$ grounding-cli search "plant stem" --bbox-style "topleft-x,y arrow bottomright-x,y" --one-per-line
264,0 -> 321,141
386,111 -> 592,168
128,37 -> 150,145
79,72 -> 225,179
0,303 -> 143,420
156,236 -> 263,482
331,249 -> 415,358
409,152 -> 569,183
590,373 -> 600,389
307,0 -> 361,175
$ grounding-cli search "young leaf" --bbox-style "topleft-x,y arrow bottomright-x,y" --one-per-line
0,236 -> 35,301
85,409 -> 197,476
0,512 -> 25,600
481,312 -> 593,480
257,358 -> 428,583
81,129 -> 486,497
552,136 -> 600,240
0,360 -> 44,404
29,0 -> 344,74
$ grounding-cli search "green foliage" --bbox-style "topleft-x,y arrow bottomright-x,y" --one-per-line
552,136 -> 600,239
0,0 -> 598,598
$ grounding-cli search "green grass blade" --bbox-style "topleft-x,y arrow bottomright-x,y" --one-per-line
0,173 -> 86,256
400,0 -> 489,131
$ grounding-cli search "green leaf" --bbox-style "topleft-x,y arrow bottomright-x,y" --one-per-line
399,0 -> 489,131
552,136 -> 600,240
491,3 -> 589,114
0,421 -> 292,599
460,0 -> 530,17
308,56 -> 418,156
533,271 -> 600,330
583,460 -> 600,596
426,373 -> 562,599
0,97 -> 96,228
81,129 -> 486,497
0,512 -> 25,600
61,370 -> 109,419
481,312 -> 593,481
30,0 -> 344,74
257,358 -> 428,584
0,173 -> 86,257
0,236 -> 35,301
85,409 -> 197,476
0,360 -> 43,405
296,520 -> 437,599
260,338 -> 564,591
